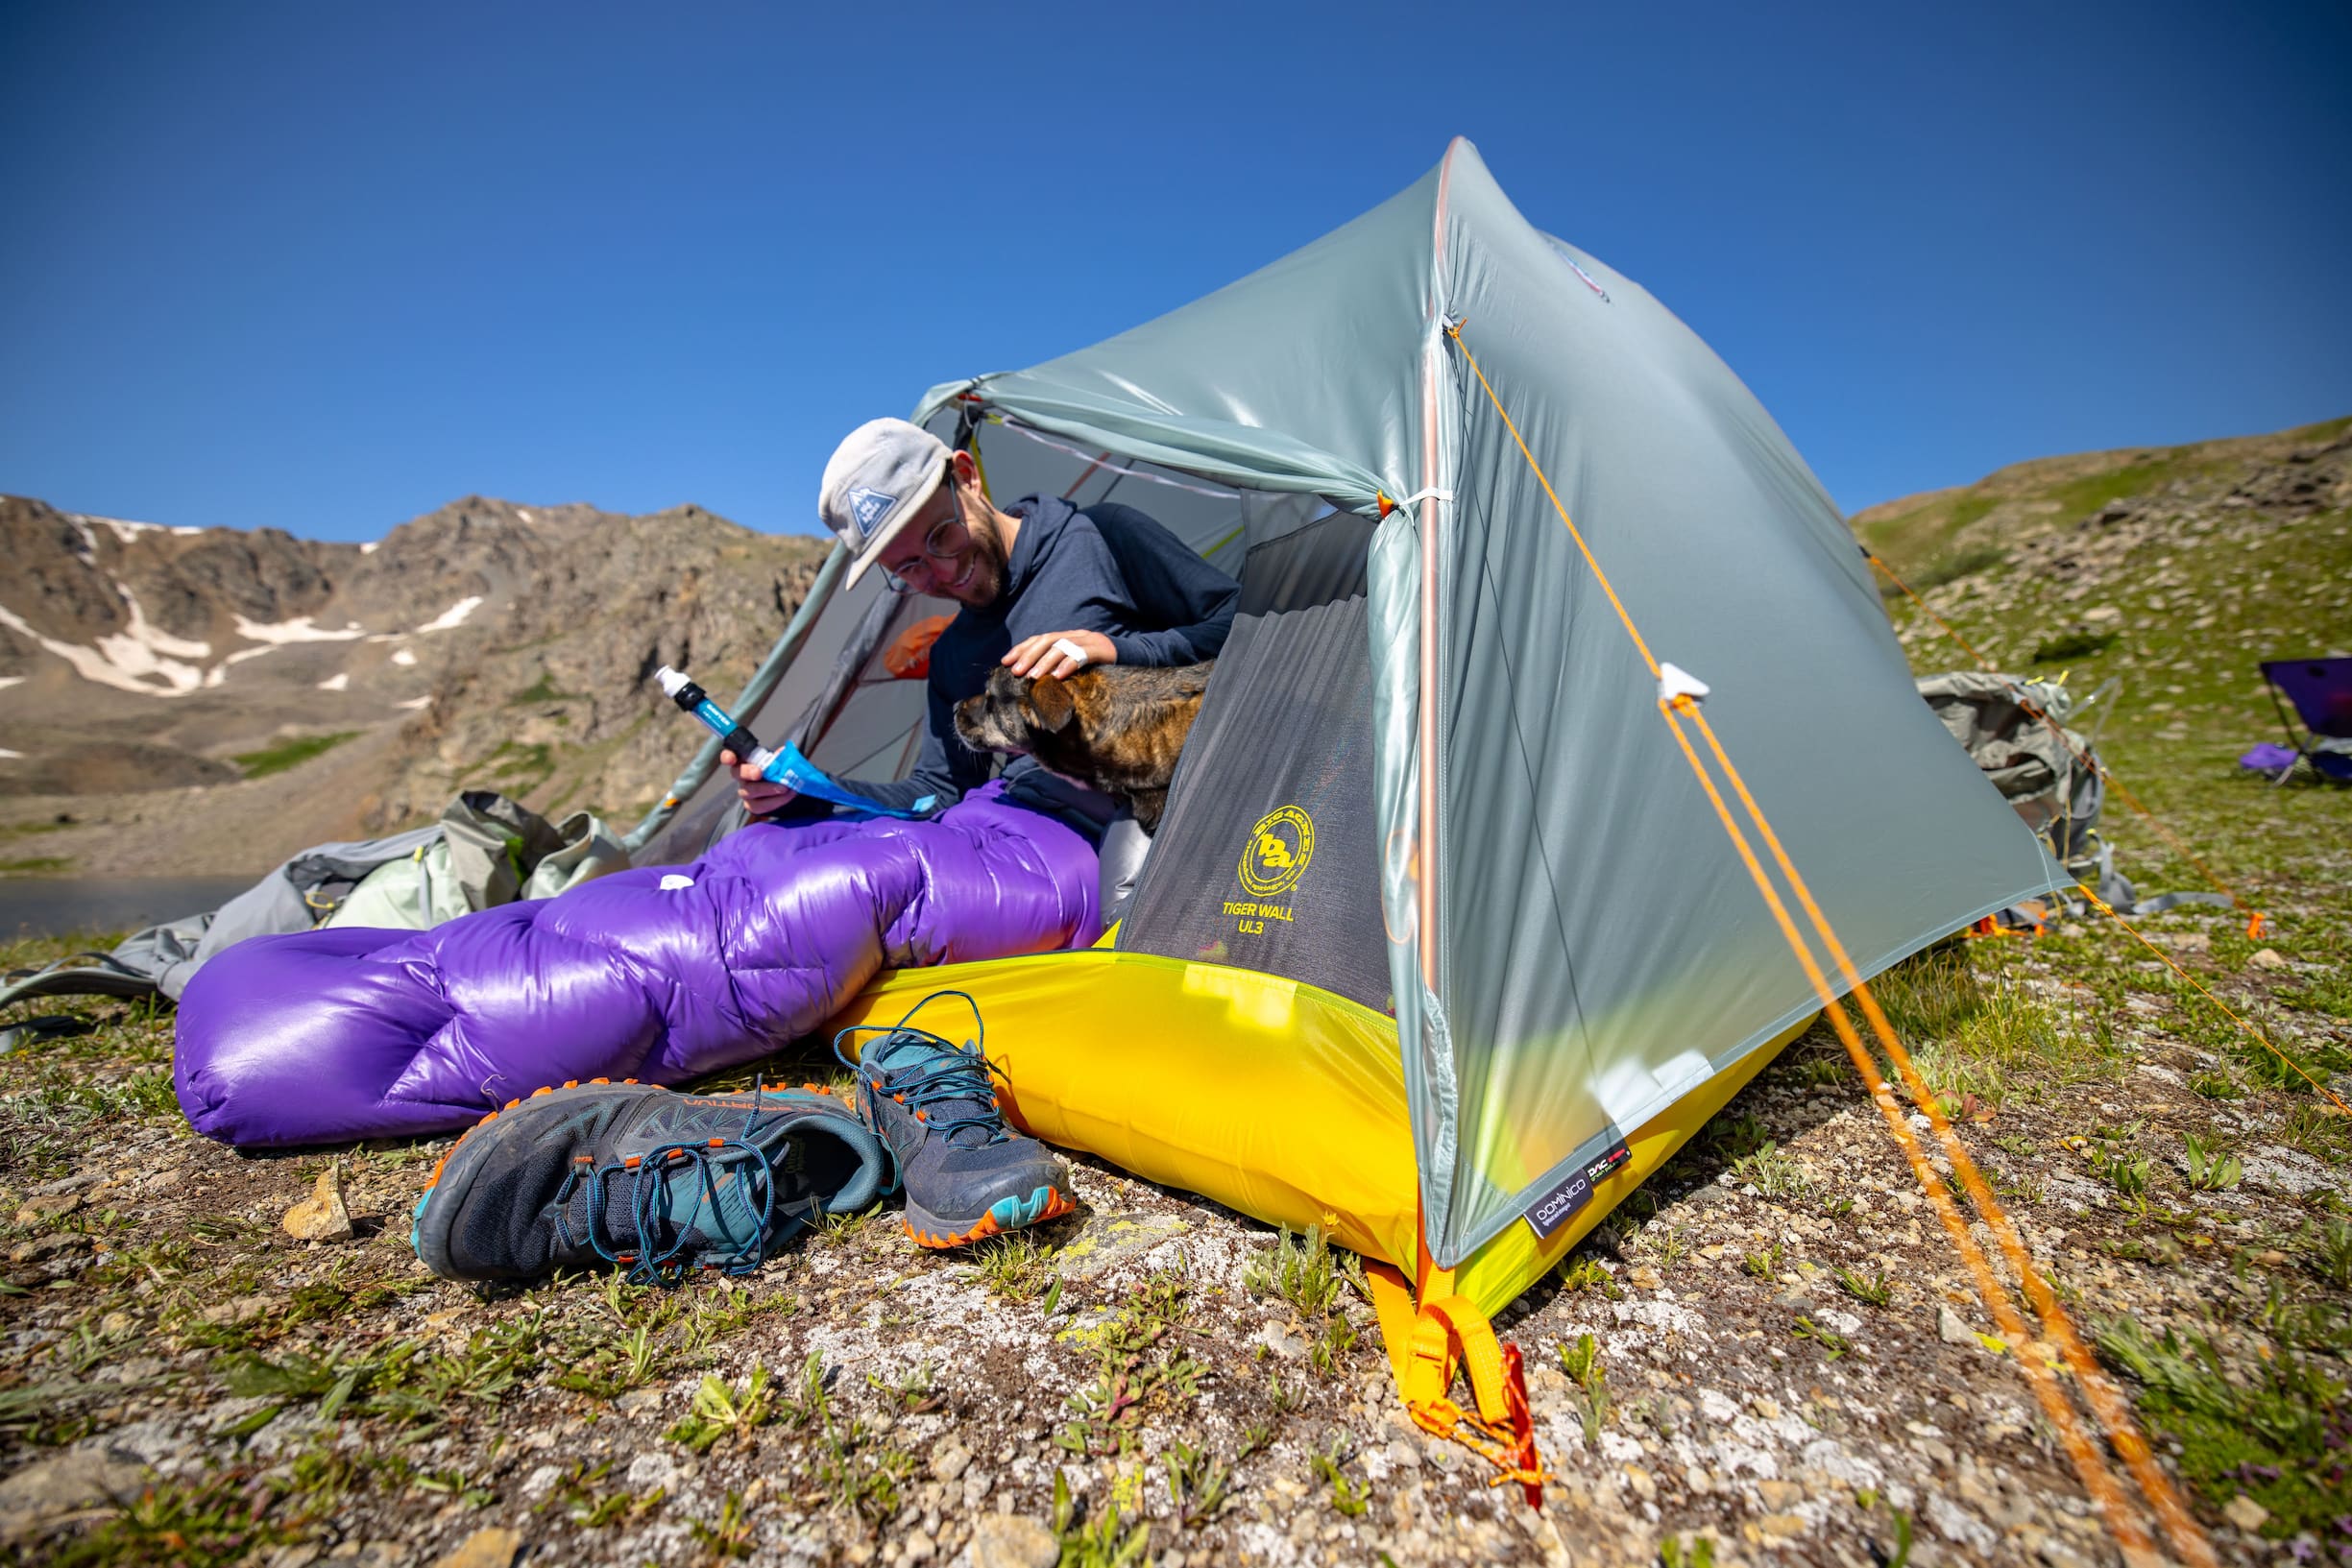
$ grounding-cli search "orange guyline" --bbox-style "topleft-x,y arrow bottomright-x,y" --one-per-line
1447,320 -> 2217,1568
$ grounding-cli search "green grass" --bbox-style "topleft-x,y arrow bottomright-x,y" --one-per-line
2097,1315 -> 2351,1539
232,730 -> 359,779
2038,450 -> 2197,524
1905,543 -> 2007,593
1164,1437 -> 1235,1528
1051,1467 -> 1152,1567
2305,1219 -> 2352,1289
1557,1332 -> 1611,1446
1871,945 -> 2122,1108
1054,1272 -> 1209,1459
1861,492 -> 1999,574
483,738 -> 556,795
1834,1266 -> 1896,1308
1727,1145 -> 1810,1201
2030,628 -> 2121,663
664,1364 -> 777,1452
970,1227 -> 1064,1300
0,855 -> 72,876
1242,1223 -> 1366,1318
42,1469 -> 307,1567
511,672 -> 584,705
1554,1255 -> 1623,1299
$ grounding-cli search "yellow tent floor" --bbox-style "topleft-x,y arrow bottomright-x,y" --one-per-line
826,947 -> 1806,1321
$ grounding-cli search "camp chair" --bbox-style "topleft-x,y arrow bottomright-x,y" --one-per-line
2258,657 -> 2352,784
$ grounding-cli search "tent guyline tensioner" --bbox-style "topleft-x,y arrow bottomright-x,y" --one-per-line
654,665 -> 934,819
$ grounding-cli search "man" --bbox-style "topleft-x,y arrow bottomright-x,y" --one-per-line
410,420 -> 1236,1284
733,416 -> 1238,824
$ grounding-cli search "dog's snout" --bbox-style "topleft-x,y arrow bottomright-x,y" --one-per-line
954,679 -> 1031,757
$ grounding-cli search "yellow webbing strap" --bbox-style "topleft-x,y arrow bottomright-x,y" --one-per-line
1407,1295 -> 1511,1424
1367,1263 -> 1547,1504
1366,1260 -> 1420,1385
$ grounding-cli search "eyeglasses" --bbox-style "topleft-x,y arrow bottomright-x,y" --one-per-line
879,480 -> 971,595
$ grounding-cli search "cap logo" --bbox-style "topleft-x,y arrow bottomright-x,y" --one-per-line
844,487 -> 898,540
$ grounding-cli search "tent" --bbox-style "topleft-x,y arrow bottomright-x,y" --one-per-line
636,137 -> 2063,1468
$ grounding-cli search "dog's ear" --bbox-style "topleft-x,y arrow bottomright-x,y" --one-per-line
1027,675 -> 1078,734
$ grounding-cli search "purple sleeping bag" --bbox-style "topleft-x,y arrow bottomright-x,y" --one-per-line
175,784 -> 1101,1147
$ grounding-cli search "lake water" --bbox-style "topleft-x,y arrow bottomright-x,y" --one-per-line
0,877 -> 258,939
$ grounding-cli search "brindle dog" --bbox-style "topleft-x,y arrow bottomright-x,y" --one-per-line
954,662 -> 1215,832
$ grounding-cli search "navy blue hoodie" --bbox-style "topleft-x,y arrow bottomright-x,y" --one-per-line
834,494 -> 1238,820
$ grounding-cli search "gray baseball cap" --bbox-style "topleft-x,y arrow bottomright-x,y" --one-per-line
817,418 -> 952,588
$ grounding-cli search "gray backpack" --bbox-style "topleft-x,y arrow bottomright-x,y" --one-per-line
1917,670 -> 2226,919
0,792 -> 624,1021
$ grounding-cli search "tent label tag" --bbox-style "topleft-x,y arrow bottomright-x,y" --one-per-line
1522,1138 -> 1633,1241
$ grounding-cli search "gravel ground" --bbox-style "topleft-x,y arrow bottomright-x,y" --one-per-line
0,874 -> 2344,1568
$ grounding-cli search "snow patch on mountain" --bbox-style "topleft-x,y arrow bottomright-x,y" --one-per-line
417,595 -> 484,633
83,515 -> 165,544
0,586 -> 212,696
233,615 -> 368,644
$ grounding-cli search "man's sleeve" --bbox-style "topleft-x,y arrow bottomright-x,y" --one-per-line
768,670 -> 985,819
1088,502 -> 1241,667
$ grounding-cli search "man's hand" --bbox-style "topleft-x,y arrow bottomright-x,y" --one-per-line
723,749 -> 798,817
1003,629 -> 1116,680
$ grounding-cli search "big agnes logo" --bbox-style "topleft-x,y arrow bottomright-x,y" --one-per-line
1237,805 -> 1314,898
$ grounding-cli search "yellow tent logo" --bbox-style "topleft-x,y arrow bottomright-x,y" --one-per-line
1238,805 -> 1315,898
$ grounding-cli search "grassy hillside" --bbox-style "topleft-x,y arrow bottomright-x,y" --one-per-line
1849,417 -> 2352,1547
1856,413 -> 2352,912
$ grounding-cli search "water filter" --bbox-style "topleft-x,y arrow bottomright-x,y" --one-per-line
655,666 -> 934,818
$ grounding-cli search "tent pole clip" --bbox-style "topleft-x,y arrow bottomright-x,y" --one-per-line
1658,662 -> 1711,707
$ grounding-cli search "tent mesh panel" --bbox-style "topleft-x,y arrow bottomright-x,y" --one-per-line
1118,513 -> 1391,1014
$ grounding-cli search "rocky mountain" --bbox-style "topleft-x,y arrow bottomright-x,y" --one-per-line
0,495 -> 828,873
5,412 -> 2346,880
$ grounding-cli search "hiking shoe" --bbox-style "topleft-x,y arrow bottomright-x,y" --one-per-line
411,1077 -> 892,1284
835,991 -> 1077,1248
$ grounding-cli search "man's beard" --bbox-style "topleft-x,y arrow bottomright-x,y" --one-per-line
936,516 -> 1008,607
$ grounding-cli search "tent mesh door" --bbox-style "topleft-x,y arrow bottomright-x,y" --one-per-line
1117,512 -> 1392,1014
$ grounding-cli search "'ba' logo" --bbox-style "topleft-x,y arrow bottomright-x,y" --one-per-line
844,486 -> 898,539
1238,805 -> 1315,898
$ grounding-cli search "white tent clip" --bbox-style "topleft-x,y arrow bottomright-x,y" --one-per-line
1657,662 -> 1710,707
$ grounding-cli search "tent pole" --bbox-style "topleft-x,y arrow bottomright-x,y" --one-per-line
621,540 -> 852,856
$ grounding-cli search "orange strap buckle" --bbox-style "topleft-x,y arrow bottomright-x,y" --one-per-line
1399,1293 -> 1547,1508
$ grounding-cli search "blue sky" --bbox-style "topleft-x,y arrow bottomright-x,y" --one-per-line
3,2 -> 2346,541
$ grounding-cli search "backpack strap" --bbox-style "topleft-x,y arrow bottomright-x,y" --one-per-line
0,953 -> 158,1011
